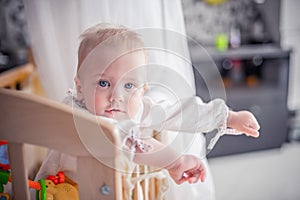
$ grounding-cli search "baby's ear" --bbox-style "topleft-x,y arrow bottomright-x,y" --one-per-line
74,76 -> 83,100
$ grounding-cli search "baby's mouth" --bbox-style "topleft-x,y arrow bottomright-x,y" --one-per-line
105,108 -> 126,114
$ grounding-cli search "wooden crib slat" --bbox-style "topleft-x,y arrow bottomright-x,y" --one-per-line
7,142 -> 30,200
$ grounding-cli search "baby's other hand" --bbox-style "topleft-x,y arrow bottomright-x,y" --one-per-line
166,154 -> 206,185
227,110 -> 260,138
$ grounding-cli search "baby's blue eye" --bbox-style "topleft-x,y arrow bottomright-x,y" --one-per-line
124,83 -> 135,89
98,80 -> 110,87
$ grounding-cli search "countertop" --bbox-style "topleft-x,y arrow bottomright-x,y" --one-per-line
189,44 -> 292,62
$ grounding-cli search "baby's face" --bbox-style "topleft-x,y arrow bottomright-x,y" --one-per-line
77,51 -> 147,120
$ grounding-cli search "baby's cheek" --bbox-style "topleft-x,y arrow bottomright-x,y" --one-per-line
127,94 -> 143,118
85,99 -> 97,115
93,95 -> 107,115
85,90 -> 103,115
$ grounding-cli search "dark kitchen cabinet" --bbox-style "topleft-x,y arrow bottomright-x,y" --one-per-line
190,45 -> 291,157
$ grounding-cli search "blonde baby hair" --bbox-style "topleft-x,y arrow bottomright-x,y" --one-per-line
77,23 -> 144,72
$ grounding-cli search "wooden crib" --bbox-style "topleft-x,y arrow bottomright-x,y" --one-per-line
0,88 -> 167,200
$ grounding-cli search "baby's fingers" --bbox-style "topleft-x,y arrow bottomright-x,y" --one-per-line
177,173 -> 192,184
243,126 -> 260,138
185,167 -> 206,183
200,173 -> 205,182
200,169 -> 206,182
187,173 -> 201,184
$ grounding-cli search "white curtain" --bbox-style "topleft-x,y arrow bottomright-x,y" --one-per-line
23,0 -> 216,199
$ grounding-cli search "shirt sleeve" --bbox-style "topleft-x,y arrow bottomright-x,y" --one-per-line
140,96 -> 230,134
117,120 -> 154,161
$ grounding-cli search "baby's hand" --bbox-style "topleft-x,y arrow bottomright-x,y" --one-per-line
166,154 -> 206,185
227,110 -> 260,138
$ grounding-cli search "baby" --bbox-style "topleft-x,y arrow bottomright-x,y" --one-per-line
74,23 -> 210,184
36,23 -> 260,187
73,23 -> 260,181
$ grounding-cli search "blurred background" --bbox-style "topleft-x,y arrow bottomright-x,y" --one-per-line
183,0 -> 300,199
0,0 -> 299,199
182,0 -> 300,199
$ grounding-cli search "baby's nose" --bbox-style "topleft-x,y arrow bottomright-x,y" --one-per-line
109,89 -> 125,102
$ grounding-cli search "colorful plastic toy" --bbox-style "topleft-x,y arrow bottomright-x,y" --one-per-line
0,169 -> 78,200
0,141 -> 9,171
0,140 -> 78,200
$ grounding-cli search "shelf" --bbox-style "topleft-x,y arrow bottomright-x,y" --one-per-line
189,44 -> 292,63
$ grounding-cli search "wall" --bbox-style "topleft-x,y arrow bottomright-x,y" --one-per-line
0,0 -> 28,71
182,0 -> 300,111
281,0 -> 300,111
182,0 -> 280,46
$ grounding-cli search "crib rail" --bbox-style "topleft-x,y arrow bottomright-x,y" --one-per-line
0,89 -> 167,200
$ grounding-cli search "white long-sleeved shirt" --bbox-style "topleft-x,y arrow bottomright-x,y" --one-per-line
34,91 -> 231,183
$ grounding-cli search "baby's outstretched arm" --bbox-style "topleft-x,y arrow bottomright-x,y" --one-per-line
132,138 -> 205,184
227,110 -> 260,137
